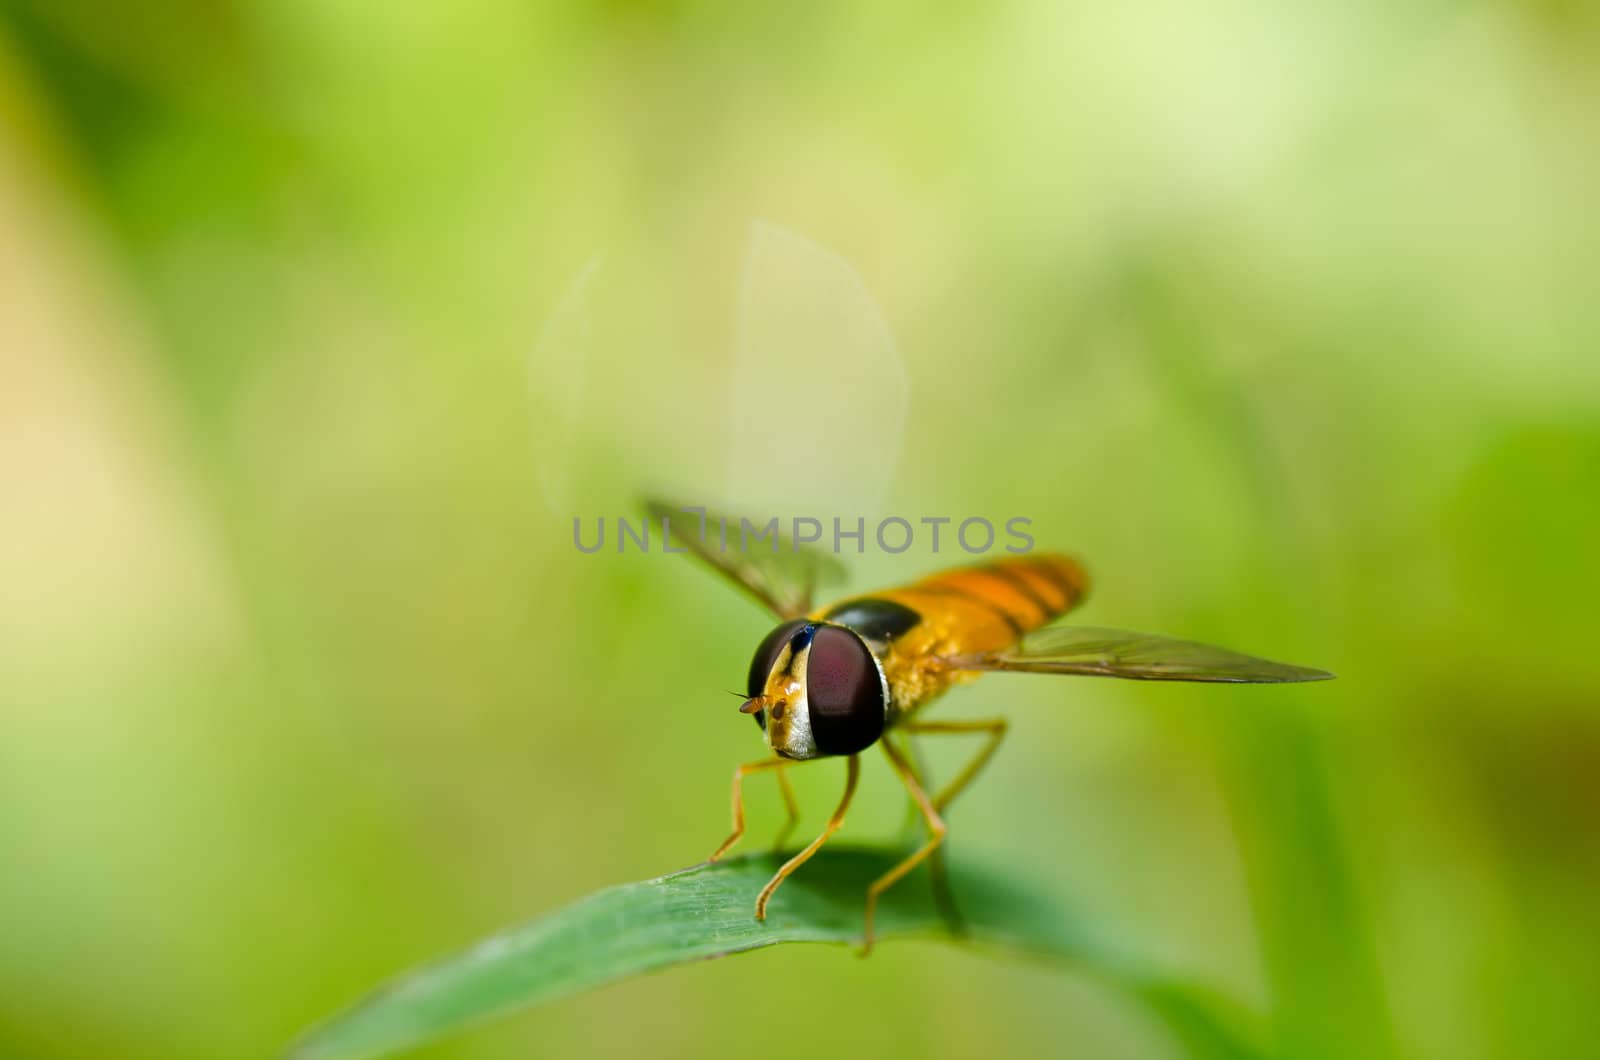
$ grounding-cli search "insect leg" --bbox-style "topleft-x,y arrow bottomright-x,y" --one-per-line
892,733 -> 962,933
709,757 -> 793,862
899,717 -> 1009,813
896,733 -> 934,840
754,754 -> 860,920
862,740 -> 947,955
772,766 -> 800,852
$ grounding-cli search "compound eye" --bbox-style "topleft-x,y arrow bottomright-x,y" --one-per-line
746,619 -> 808,696
805,625 -> 885,755
746,620 -> 808,729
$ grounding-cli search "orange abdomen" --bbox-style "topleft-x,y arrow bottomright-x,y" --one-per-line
811,553 -> 1088,718
908,557 -> 1094,646
875,553 -> 1089,656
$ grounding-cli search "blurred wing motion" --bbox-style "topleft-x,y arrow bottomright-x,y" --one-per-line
940,626 -> 1334,684
528,255 -> 604,514
725,221 -> 908,519
645,498 -> 848,620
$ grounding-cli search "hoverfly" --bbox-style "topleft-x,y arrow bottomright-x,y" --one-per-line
650,499 -> 1333,953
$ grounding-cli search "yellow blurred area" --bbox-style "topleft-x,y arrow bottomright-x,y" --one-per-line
1,2 -> 1597,1058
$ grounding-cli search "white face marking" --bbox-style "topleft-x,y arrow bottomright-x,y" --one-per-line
770,691 -> 816,760
763,641 -> 818,760
758,627 -> 891,760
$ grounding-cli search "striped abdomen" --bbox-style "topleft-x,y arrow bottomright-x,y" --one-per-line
812,554 -> 1089,719
880,554 -> 1088,655
818,554 -> 1088,656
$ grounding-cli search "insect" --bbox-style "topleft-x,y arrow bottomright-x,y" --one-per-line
650,499 -> 1333,953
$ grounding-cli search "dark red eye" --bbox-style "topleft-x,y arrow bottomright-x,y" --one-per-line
746,619 -> 807,730
805,625 -> 885,755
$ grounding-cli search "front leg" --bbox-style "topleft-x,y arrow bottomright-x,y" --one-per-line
754,755 -> 860,919
772,766 -> 800,852
709,757 -> 791,862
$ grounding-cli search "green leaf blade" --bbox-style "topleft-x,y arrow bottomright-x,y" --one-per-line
290,848 -> 1264,1060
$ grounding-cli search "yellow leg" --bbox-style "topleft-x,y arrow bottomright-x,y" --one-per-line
899,718 -> 1008,812
894,733 -> 962,933
862,740 -> 947,955
709,757 -> 793,862
772,766 -> 800,852
754,755 -> 860,920
896,733 -> 934,837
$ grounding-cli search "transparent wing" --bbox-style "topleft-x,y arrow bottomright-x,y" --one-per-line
940,626 -> 1334,684
644,497 -> 848,620
528,256 -> 604,514
724,221 -> 909,520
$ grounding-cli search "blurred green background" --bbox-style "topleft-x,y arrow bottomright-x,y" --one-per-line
1,2 -> 1597,1059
